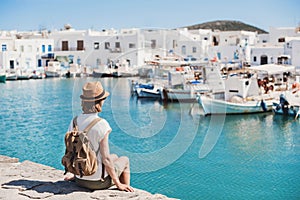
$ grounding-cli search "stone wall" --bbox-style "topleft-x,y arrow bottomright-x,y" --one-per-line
0,155 -> 176,200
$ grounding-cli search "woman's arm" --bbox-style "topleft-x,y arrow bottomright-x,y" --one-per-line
100,132 -> 133,192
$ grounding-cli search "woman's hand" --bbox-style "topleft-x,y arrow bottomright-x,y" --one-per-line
115,182 -> 134,192
64,173 -> 75,181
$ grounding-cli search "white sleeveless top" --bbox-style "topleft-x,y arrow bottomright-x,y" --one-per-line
68,113 -> 112,181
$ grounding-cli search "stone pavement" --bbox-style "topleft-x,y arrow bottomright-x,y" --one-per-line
0,155 -> 176,200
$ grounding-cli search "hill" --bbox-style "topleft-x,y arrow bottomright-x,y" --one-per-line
185,20 -> 268,34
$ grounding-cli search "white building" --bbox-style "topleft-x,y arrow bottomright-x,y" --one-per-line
1,25 -> 300,73
206,30 -> 257,66
251,27 -> 300,67
0,30 -> 54,71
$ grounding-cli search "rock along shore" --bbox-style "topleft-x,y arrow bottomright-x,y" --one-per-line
0,155 -> 176,200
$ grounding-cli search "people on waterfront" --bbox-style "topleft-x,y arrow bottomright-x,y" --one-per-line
64,81 -> 134,192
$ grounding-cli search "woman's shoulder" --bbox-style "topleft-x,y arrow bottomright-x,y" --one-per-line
97,117 -> 110,128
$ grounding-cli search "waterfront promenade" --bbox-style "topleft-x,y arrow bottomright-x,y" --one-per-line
0,155 -> 175,200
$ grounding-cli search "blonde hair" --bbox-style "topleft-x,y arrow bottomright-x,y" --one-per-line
81,99 -> 103,114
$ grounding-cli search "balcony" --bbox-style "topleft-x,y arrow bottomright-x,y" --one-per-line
41,53 -> 55,59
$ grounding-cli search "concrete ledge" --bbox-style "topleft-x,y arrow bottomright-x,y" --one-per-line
0,155 -> 176,200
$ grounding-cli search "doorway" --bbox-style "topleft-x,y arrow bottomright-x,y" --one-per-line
260,55 -> 268,65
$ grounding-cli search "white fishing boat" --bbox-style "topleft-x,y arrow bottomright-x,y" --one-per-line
198,93 -> 273,115
45,61 -> 61,78
197,63 -> 296,115
5,71 -> 17,81
160,64 -> 210,102
162,81 -> 210,102
16,68 -> 32,80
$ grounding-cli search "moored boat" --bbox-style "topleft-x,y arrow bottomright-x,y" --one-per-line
198,93 -> 273,115
197,73 -> 277,115
6,73 -> 17,81
272,92 -> 300,118
136,85 -> 162,98
44,61 -> 61,78
0,74 -> 6,83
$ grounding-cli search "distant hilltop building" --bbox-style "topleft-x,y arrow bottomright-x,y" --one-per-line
0,24 -> 300,72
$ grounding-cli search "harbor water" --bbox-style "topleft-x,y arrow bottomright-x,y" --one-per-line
0,78 -> 300,200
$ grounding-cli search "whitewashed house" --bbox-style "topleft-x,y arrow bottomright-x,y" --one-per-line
0,30 -> 54,72
251,27 -> 300,66
49,25 -> 145,72
1,24 -> 300,75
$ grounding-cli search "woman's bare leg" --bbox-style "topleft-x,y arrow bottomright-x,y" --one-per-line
110,154 -> 118,161
114,156 -> 130,185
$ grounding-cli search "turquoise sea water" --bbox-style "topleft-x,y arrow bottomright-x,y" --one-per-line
1,78 -> 300,200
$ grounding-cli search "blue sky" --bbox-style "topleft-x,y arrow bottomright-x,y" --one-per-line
0,0 -> 299,32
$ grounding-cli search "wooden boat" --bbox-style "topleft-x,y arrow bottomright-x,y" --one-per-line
198,93 -> 273,115
197,74 -> 277,115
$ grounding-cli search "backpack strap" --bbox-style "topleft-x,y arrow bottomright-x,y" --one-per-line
83,118 -> 102,133
101,163 -> 105,180
77,117 -> 102,152
73,116 -> 78,130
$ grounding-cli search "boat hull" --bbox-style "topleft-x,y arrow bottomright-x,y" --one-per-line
162,89 -> 197,102
136,88 -> 161,98
92,71 -> 113,78
45,71 -> 60,78
272,102 -> 300,118
198,95 -> 273,115
0,75 -> 6,83
162,88 -> 209,102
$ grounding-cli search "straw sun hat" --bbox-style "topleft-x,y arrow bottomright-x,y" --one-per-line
80,81 -> 110,102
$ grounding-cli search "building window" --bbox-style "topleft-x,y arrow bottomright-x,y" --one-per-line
48,45 -> 52,52
151,40 -> 156,49
38,59 -> 42,67
20,45 -> 24,52
42,45 -> 46,53
77,40 -> 84,51
94,42 -> 99,50
96,58 -> 101,66
217,52 -> 221,60
115,42 -> 120,48
9,60 -> 14,69
129,43 -> 135,48
192,47 -> 197,53
105,42 -> 110,49
62,41 -> 69,51
262,40 -> 267,43
2,44 -> 7,51
213,36 -> 219,46
278,38 -> 285,43
28,45 -> 32,52
260,55 -> 268,65
181,45 -> 186,55
77,57 -> 81,65
173,40 -> 177,48
253,56 -> 257,62
234,50 -> 239,59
